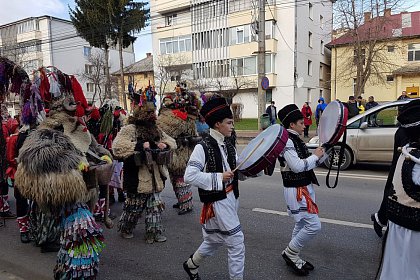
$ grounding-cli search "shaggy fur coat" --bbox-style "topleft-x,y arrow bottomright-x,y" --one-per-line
112,123 -> 176,194
14,129 -> 86,206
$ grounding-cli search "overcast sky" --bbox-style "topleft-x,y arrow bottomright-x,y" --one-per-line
1,0 -> 420,62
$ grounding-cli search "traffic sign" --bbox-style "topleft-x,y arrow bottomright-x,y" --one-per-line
261,77 -> 269,90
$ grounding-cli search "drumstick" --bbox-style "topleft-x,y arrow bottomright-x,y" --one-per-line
233,138 -> 265,173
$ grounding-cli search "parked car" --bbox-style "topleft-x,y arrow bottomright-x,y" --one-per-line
306,99 -> 413,170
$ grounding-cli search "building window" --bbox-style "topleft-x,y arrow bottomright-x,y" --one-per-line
387,45 -> 395,52
17,19 -> 39,34
408,43 -> 420,61
22,59 -> 39,72
231,56 -> 257,76
308,60 -> 313,76
320,15 -> 324,29
85,64 -> 94,74
308,32 -> 313,48
86,83 -> 95,92
144,73 -> 148,79
321,40 -> 324,54
83,46 -> 91,57
386,75 -> 394,82
265,88 -> 273,103
230,25 -> 251,45
354,49 -> 366,64
159,36 -> 191,54
165,14 -> 177,26
309,3 -> 313,20
319,64 -> 323,80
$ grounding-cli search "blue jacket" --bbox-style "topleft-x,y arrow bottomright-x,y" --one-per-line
315,98 -> 327,119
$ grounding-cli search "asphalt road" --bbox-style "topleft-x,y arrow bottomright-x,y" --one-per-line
0,163 -> 388,280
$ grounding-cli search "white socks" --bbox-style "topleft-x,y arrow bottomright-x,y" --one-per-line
187,251 -> 204,274
283,245 -> 306,269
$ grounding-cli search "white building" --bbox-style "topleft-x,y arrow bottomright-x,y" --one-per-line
150,0 -> 333,118
0,15 -> 135,103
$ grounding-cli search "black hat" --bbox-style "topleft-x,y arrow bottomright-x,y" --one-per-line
278,104 -> 304,128
200,97 -> 233,128
398,99 -> 420,128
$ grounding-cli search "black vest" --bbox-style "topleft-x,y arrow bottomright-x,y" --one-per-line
280,133 -> 319,188
197,135 -> 239,203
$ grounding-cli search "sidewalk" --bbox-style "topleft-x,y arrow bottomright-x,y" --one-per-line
236,128 -> 317,145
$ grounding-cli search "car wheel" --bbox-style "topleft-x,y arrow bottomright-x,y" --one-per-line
324,146 -> 352,170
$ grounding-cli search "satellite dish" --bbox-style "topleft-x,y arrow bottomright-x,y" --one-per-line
296,77 -> 304,88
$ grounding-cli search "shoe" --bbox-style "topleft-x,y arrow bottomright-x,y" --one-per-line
178,208 -> 192,215
118,192 -> 126,203
120,232 -> 134,239
20,232 -> 31,244
183,260 -> 201,280
154,234 -> 167,243
303,260 -> 314,271
371,213 -> 383,238
282,251 -> 309,276
40,243 -> 60,253
0,211 -> 16,219
173,203 -> 180,209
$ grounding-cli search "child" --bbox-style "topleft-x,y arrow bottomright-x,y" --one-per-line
183,97 -> 244,280
277,104 -> 325,276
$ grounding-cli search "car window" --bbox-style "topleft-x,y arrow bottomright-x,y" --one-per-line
347,118 -> 361,128
366,106 -> 399,127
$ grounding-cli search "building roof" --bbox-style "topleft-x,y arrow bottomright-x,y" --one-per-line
113,54 -> 153,75
328,11 -> 420,47
393,63 -> 420,75
0,15 -> 71,28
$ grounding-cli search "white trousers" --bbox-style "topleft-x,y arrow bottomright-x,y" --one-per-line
198,229 -> 245,280
289,213 -> 321,251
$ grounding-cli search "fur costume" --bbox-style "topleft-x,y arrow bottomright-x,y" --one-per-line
113,95 -> 177,240
157,88 -> 201,214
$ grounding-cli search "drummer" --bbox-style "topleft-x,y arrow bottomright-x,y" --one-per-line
183,97 -> 245,280
277,104 -> 325,276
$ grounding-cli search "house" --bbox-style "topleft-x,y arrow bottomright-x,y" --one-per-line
329,10 -> 420,101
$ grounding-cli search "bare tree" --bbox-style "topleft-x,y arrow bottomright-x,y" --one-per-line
154,55 -> 191,100
332,0 -> 416,96
81,52 -> 107,105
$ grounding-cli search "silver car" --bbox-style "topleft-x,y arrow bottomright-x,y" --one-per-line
306,99 -> 413,170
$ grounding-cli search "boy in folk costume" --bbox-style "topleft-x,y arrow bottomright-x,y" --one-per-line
112,90 -> 176,243
277,104 -> 325,276
378,100 -> 420,280
183,97 -> 244,280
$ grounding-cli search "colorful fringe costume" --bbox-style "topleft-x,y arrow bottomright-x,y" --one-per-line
113,87 -> 176,242
157,85 -> 202,214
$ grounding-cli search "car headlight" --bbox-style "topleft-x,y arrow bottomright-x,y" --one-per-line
308,137 -> 319,144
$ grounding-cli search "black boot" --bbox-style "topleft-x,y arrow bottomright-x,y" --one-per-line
0,210 -> 16,219
183,255 -> 201,280
20,232 -> 31,244
282,250 -> 309,276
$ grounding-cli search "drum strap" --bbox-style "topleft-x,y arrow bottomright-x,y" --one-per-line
325,129 -> 347,188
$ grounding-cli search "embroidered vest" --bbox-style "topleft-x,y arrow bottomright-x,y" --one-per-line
280,133 -> 319,188
197,135 -> 239,203
387,146 -> 420,231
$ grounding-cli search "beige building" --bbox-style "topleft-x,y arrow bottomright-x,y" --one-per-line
150,0 -> 333,118
329,10 -> 420,102
113,53 -> 154,108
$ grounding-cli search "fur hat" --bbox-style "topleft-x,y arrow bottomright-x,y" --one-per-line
278,104 -> 304,128
200,97 -> 232,128
398,99 -> 420,128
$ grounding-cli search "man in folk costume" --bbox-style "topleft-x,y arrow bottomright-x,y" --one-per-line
378,99 -> 420,280
112,89 -> 176,242
277,104 -> 325,276
157,85 -> 201,215
183,97 -> 244,280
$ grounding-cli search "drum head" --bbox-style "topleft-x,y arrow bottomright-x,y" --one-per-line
318,101 -> 348,146
238,124 -> 286,172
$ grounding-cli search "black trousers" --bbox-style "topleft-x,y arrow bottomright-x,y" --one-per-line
304,125 -> 310,137
14,187 -> 29,218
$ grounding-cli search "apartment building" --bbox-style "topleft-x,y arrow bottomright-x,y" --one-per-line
0,15 -> 135,108
150,0 -> 333,118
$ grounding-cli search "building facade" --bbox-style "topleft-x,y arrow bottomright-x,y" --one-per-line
329,10 -> 420,102
0,15 -> 135,112
150,0 -> 333,118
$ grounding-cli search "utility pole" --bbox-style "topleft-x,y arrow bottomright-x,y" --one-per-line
257,0 -> 266,131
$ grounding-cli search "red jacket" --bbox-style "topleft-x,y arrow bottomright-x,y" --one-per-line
301,106 -> 313,126
5,133 -> 19,180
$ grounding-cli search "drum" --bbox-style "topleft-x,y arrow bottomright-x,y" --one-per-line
238,124 -> 288,177
318,100 -> 348,147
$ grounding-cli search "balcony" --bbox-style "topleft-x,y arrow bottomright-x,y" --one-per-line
17,30 -> 42,43
153,0 -> 190,14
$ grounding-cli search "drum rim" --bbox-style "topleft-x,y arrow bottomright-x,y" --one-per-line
239,127 -> 288,175
320,101 -> 347,146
